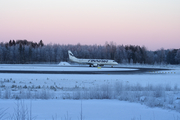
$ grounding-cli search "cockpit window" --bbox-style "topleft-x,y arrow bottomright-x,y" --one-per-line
113,60 -> 115,62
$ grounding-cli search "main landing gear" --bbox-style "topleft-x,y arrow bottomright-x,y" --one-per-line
89,65 -> 97,67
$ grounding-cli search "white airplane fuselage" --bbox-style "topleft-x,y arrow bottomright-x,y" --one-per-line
68,50 -> 118,67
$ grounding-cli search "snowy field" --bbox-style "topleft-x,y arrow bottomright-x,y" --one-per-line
0,64 -> 180,120
1,99 -> 180,120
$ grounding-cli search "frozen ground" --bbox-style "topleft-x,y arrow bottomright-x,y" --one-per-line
1,99 -> 180,120
0,63 -> 179,88
0,64 -> 137,71
0,70 -> 179,88
118,63 -> 180,69
0,64 -> 180,120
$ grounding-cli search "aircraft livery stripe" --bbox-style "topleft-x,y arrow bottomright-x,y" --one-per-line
88,59 -> 108,63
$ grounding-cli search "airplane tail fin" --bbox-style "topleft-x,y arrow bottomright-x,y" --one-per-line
68,50 -> 78,61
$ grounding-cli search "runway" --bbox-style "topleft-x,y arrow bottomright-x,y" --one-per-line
0,66 -> 170,74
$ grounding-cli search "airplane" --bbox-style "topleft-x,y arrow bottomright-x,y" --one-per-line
68,50 -> 118,67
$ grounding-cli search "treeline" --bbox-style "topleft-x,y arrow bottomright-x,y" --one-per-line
0,40 -> 180,64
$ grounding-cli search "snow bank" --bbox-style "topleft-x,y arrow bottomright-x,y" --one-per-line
58,62 -> 71,66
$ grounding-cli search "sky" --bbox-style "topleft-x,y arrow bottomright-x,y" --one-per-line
0,0 -> 180,50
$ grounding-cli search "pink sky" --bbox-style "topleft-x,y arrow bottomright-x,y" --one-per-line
0,0 -> 180,50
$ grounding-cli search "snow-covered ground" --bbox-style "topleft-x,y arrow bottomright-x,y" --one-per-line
0,64 -> 180,120
0,69 -> 179,88
0,64 -> 137,71
118,63 -> 180,69
1,99 -> 180,120
58,62 -> 71,66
